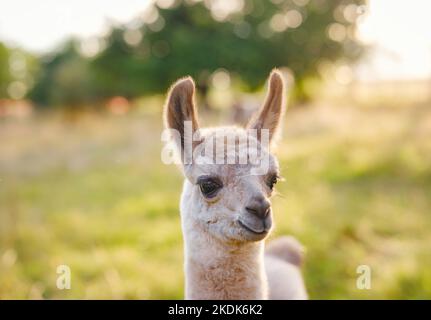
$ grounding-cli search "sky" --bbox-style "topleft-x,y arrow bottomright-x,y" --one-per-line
356,0 -> 431,81
0,0 -> 149,52
0,0 -> 430,81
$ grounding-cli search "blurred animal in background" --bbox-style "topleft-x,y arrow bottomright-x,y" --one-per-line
230,98 -> 259,126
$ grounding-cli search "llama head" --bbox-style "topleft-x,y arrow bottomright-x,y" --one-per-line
164,70 -> 285,244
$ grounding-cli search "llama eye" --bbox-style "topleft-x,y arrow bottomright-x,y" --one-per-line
197,177 -> 223,198
266,174 -> 278,190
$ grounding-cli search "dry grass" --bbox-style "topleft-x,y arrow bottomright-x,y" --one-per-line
0,97 -> 430,299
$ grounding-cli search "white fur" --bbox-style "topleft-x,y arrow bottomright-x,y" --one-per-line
165,70 -> 308,300
178,127 -> 307,299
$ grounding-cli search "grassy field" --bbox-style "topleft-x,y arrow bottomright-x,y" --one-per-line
1,99 -> 430,299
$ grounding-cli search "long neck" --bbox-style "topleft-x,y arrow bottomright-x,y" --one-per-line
182,220 -> 268,300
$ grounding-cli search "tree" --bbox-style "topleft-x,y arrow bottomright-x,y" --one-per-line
0,43 -> 12,98
30,40 -> 96,108
32,0 -> 365,107
0,42 -> 39,100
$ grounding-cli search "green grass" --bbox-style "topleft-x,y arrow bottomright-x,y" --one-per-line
1,103 -> 430,299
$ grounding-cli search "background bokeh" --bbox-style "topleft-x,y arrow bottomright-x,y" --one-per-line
0,0 -> 430,299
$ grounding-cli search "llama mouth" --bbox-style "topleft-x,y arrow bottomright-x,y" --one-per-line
238,219 -> 268,235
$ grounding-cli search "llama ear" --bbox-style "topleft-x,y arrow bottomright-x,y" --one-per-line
247,69 -> 285,144
164,76 -> 200,157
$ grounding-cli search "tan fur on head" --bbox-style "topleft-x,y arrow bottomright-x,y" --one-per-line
164,76 -> 200,151
247,69 -> 286,145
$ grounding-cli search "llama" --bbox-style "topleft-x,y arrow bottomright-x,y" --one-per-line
164,69 -> 307,299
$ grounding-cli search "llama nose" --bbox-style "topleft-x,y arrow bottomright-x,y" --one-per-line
245,197 -> 271,219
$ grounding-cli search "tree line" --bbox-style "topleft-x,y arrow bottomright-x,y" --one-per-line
0,0 -> 365,108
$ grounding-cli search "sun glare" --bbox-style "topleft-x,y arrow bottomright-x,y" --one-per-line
0,0 -> 430,80
357,0 -> 431,80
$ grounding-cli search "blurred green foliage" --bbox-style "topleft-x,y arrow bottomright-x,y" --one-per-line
24,0 -> 364,107
29,42 -> 96,108
0,43 -> 11,97
0,42 -> 38,100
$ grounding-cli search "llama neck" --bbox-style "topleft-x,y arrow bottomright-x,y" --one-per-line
182,221 -> 268,300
